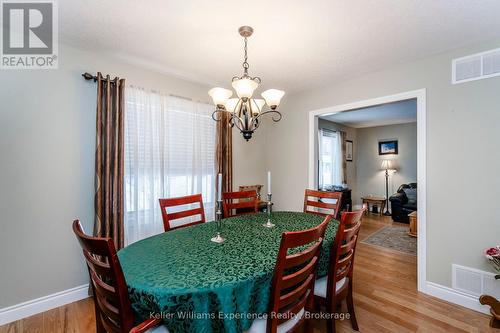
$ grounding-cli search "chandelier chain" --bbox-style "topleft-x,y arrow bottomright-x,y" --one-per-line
242,37 -> 249,75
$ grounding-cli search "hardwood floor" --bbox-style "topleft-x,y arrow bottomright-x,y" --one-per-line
0,214 -> 495,332
312,214 -> 495,333
0,298 -> 95,333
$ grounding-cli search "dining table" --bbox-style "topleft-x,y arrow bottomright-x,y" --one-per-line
118,211 -> 338,333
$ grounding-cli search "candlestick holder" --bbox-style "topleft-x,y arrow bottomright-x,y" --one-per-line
263,193 -> 275,228
211,200 -> 225,243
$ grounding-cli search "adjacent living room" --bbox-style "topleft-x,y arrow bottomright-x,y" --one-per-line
317,98 -> 418,285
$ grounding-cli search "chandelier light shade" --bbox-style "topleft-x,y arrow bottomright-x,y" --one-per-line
209,26 -> 285,141
261,89 -> 285,109
208,87 -> 233,107
232,78 -> 259,99
251,99 -> 266,114
224,98 -> 239,112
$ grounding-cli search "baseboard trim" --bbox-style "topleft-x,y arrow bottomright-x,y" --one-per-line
0,284 -> 90,326
425,281 -> 489,315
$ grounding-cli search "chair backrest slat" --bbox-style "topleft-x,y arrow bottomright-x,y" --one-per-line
305,199 -> 337,210
225,201 -> 256,210
266,216 -> 330,333
339,238 -> 357,256
95,293 -> 121,323
284,240 -> 322,269
167,207 -> 204,221
343,225 -> 360,242
90,270 -> 119,303
335,251 -> 354,280
83,251 -> 113,277
281,256 -> 318,289
326,209 -> 364,301
72,220 -> 135,333
279,274 -> 314,310
159,194 -> 206,232
101,314 -> 121,333
222,190 -> 258,218
277,290 -> 309,325
303,189 -> 343,219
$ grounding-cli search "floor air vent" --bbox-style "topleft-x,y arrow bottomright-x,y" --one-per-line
452,264 -> 500,298
452,47 -> 500,84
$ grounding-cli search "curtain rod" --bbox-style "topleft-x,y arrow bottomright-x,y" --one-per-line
82,72 -> 118,84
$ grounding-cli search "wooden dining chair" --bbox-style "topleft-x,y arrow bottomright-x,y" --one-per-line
303,189 -> 343,219
313,209 -> 365,333
248,215 -> 331,333
222,190 -> 258,218
159,194 -> 206,232
72,220 -> 169,333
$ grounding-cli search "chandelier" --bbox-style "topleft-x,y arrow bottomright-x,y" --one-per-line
208,26 -> 285,141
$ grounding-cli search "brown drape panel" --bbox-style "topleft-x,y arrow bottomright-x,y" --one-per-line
216,112 -> 233,196
340,130 -> 347,184
93,72 -> 126,250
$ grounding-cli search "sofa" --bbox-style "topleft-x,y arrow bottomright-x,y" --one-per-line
389,183 -> 417,223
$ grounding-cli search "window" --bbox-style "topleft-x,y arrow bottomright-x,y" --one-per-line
318,129 -> 342,189
124,86 -> 215,245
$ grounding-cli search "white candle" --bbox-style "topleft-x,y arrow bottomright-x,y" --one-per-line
217,173 -> 222,201
267,171 -> 272,194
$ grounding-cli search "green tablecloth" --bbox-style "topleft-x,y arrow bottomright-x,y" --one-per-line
118,211 -> 338,333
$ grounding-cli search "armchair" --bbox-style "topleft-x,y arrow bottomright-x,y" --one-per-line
389,183 -> 417,223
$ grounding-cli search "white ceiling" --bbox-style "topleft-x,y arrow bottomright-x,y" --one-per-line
60,1 -> 500,93
320,99 -> 417,128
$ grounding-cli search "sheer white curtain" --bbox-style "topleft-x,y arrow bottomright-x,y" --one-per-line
124,86 -> 216,245
318,128 -> 344,189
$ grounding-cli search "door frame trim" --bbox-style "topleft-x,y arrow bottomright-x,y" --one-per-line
307,88 -> 427,292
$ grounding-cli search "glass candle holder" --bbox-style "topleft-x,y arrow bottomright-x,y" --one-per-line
211,201 -> 226,243
263,193 -> 275,228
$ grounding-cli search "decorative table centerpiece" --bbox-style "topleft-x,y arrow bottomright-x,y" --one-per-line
479,246 -> 500,328
263,171 -> 275,228
211,173 -> 226,243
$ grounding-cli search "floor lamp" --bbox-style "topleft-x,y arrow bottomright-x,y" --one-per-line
381,160 -> 393,216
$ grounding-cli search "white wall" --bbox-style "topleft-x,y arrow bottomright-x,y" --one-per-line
355,122 -> 417,206
266,40 -> 500,287
0,44 -> 265,308
233,121 -> 270,195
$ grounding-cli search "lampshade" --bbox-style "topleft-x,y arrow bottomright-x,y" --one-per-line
224,98 -> 239,112
251,98 -> 265,114
232,78 -> 258,99
381,160 -> 392,170
208,87 -> 232,106
261,89 -> 285,109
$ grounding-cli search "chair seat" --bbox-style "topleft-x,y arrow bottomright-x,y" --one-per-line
146,325 -> 170,333
313,276 -> 347,298
247,308 -> 305,333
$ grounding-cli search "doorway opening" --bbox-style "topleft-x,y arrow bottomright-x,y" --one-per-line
308,89 -> 426,292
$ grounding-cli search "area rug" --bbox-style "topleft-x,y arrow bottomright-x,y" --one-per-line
362,225 -> 417,255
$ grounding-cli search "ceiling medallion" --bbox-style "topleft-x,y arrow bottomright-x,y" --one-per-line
208,26 -> 285,141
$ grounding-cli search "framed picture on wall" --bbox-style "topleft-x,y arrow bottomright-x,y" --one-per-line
346,140 -> 353,161
378,140 -> 398,155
